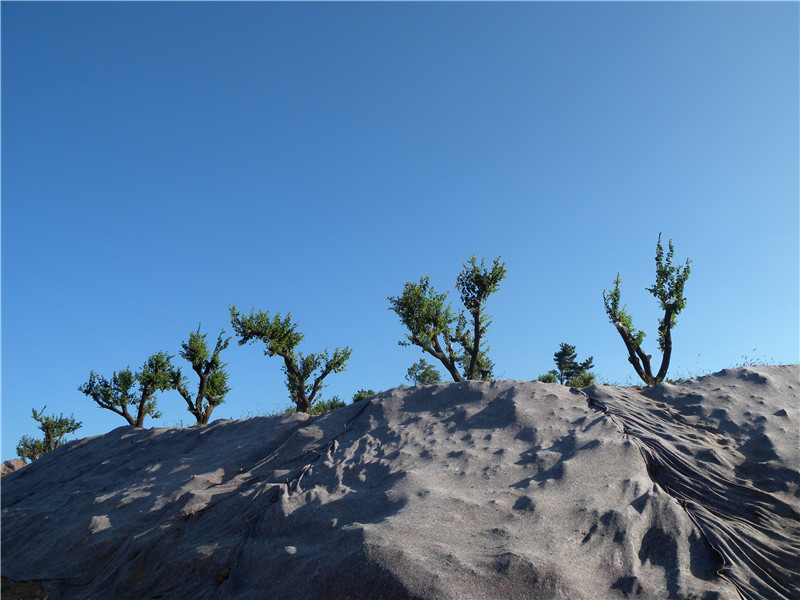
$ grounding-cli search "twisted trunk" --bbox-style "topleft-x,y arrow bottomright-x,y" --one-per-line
427,336 -> 463,383
611,317 -> 655,386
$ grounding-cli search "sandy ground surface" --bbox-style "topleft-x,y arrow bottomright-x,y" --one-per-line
2,365 -> 797,600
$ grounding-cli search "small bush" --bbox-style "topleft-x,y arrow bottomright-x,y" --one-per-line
566,371 -> 595,388
352,389 -> 378,403
16,407 -> 82,462
308,396 -> 347,415
406,359 -> 442,385
537,371 -> 558,384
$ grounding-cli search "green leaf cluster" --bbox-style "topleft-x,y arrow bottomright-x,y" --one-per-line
603,274 -> 646,349
454,255 -> 507,380
352,389 -> 378,403
16,406 -> 82,462
647,235 -> 692,352
536,371 -> 558,384
565,370 -> 595,388
554,343 -> 594,385
405,358 -> 443,386
389,276 -> 460,355
307,395 -> 347,415
229,308 -> 304,357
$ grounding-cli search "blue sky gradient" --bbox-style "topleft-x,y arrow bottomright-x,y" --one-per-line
3,2 -> 798,460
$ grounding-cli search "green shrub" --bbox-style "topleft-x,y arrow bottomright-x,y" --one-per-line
406,359 -> 442,385
308,396 -> 347,415
16,407 -> 82,462
352,389 -> 378,403
537,371 -> 558,384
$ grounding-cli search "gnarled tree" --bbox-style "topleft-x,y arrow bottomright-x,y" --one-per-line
171,326 -> 232,426
78,352 -> 173,427
388,276 -> 463,382
604,233 -> 691,386
229,306 -> 352,413
16,407 -> 82,462
389,255 -> 506,382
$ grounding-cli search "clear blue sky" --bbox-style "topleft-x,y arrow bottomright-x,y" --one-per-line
2,2 -> 798,461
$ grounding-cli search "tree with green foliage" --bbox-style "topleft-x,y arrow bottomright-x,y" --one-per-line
171,326 -> 232,426
16,407 -> 82,462
79,352 -> 173,427
388,276 -> 463,382
229,306 -> 352,413
455,255 -> 507,380
388,255 -> 506,382
352,389 -> 378,403
405,358 -> 442,386
604,233 -> 692,386
546,343 -> 594,386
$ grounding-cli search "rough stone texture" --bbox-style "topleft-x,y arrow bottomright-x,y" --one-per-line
2,366 -> 798,600
2,459 -> 27,478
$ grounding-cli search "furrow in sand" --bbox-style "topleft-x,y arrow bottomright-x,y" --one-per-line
580,387 -> 799,600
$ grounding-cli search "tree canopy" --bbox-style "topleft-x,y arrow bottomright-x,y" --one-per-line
352,389 -> 379,402
78,352 -> 173,427
553,343 -> 594,386
405,358 -> 443,386
171,326 -> 232,426
389,255 -> 506,382
388,276 -> 463,381
16,407 -> 82,462
455,255 -> 507,380
229,306 -> 352,413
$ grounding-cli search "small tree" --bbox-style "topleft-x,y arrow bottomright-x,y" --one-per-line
16,407 -> 82,462
352,389 -> 378,402
567,370 -> 596,388
171,326 -> 232,426
78,352 -> 173,427
308,395 -> 347,415
550,343 -> 594,385
229,306 -> 352,413
405,359 -> 442,385
537,371 -> 558,384
388,255 -> 506,382
455,255 -> 507,380
604,233 -> 691,386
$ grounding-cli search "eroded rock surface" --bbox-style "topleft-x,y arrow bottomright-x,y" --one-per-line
2,366 -> 797,599
2,459 -> 27,477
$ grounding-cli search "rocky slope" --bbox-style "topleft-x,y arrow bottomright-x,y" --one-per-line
2,365 -> 798,599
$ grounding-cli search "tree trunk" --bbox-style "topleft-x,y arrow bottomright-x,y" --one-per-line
176,384 -> 202,425
465,309 -> 482,380
612,318 -> 654,385
202,403 -> 214,425
279,351 -> 311,412
429,337 -> 463,382
655,307 -> 674,384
